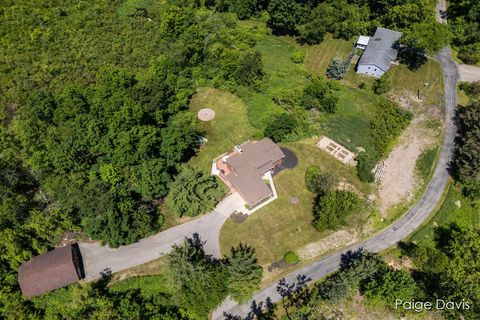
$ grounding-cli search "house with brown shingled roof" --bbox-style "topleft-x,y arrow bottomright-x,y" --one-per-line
213,138 -> 285,208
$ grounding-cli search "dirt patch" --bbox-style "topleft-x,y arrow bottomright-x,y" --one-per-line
377,117 -> 434,216
298,230 -> 356,260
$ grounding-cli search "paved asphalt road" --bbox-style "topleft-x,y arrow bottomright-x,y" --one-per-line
458,64 -> 480,82
79,192 -> 244,280
213,48 -> 458,319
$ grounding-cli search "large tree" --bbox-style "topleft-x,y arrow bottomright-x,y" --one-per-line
165,166 -> 226,217
165,235 -> 229,318
226,244 -> 263,303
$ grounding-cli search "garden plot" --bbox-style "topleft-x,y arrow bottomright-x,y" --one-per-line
316,136 -> 356,165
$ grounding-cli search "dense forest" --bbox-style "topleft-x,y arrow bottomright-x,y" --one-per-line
448,0 -> 480,63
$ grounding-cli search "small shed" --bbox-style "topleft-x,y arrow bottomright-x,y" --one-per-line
356,36 -> 370,50
18,243 -> 85,297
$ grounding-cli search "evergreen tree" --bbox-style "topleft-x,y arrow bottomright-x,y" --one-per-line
226,244 -> 263,303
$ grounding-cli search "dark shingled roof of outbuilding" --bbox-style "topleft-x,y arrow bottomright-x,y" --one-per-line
18,244 -> 83,297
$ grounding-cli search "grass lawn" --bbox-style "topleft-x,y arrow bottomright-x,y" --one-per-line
188,87 -> 260,173
409,183 -> 480,247
388,59 -> 444,106
320,85 -> 387,152
220,138 -> 371,264
415,146 -> 440,183
241,34 -> 308,128
304,35 -> 354,76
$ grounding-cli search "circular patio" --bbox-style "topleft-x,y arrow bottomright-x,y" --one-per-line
197,108 -> 215,121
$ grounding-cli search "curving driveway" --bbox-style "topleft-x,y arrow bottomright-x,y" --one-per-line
79,192 -> 244,280
213,48 -> 458,319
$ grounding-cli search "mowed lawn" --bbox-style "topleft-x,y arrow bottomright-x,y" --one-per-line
188,87 -> 260,172
388,59 -> 444,106
220,138 -> 371,264
304,35 -> 354,76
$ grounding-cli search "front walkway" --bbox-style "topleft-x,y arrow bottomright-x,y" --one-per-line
79,193 -> 245,280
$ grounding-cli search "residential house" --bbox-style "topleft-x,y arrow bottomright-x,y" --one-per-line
357,27 -> 403,77
214,138 -> 285,208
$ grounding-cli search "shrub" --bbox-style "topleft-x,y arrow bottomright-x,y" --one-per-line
291,50 -> 305,64
373,75 -> 391,94
355,101 -> 411,182
459,81 -> 480,99
305,166 -> 337,194
458,43 -> 480,64
284,251 -> 300,264
370,101 -> 412,154
264,113 -> 297,142
358,82 -> 367,90
313,190 -> 360,231
300,77 -> 339,113
271,88 -> 302,108
326,57 -> 349,80
355,153 -> 376,183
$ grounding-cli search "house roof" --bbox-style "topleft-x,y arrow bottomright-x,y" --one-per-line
18,244 -> 82,297
225,138 -> 285,205
358,27 -> 403,72
357,35 -> 370,46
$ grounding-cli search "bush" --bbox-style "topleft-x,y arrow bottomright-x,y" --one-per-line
373,75 -> 391,94
358,82 -> 367,90
458,43 -> 480,64
300,77 -> 339,113
313,190 -> 360,231
371,101 -> 412,155
264,113 -> 297,142
355,153 -> 376,183
459,81 -> 480,99
284,251 -> 300,264
326,56 -> 350,80
291,50 -> 305,64
305,166 -> 338,194
271,88 -> 302,108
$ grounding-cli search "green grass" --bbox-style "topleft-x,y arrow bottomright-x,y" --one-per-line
410,183 -> 480,246
242,34 -> 309,128
109,275 -> 171,298
220,138 -> 371,265
415,146 -> 440,182
388,59 -> 444,106
304,35 -> 354,76
320,85 -> 387,153
188,87 -> 260,172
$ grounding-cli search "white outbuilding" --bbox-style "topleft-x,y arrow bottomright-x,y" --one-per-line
355,36 -> 370,50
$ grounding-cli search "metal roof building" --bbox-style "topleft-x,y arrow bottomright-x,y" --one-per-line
357,27 -> 403,77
